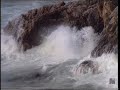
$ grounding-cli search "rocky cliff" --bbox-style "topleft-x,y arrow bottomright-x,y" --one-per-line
3,0 -> 118,57
91,0 -> 118,57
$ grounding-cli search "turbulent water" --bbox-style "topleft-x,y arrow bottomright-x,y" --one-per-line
1,0 -> 118,90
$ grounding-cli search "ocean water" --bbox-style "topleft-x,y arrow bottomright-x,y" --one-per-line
1,0 -> 118,90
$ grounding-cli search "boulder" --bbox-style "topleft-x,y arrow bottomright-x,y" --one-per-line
75,60 -> 99,74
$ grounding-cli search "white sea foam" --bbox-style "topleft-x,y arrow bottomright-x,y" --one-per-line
72,53 -> 118,88
1,25 -> 118,89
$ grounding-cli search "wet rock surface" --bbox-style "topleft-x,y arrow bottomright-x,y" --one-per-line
91,0 -> 118,57
76,60 -> 99,74
3,0 -> 118,57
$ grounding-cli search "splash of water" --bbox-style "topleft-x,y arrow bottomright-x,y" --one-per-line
39,25 -> 97,60
1,25 -> 118,89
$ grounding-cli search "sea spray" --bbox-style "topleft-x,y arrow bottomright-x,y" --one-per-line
1,25 -> 118,89
39,25 -> 98,60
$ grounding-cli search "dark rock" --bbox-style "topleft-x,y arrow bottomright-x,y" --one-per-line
4,1 -> 104,51
91,3 -> 118,57
76,60 -> 99,74
3,0 -> 117,56
83,4 -> 104,33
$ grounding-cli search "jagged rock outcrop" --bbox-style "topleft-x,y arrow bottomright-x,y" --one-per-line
91,0 -> 118,57
3,0 -> 118,57
3,1 -> 104,51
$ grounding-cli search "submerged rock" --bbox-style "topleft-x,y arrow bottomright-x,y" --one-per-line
75,60 -> 99,74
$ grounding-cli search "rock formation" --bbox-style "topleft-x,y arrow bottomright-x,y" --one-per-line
76,60 -> 99,74
3,0 -> 118,57
91,0 -> 118,57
